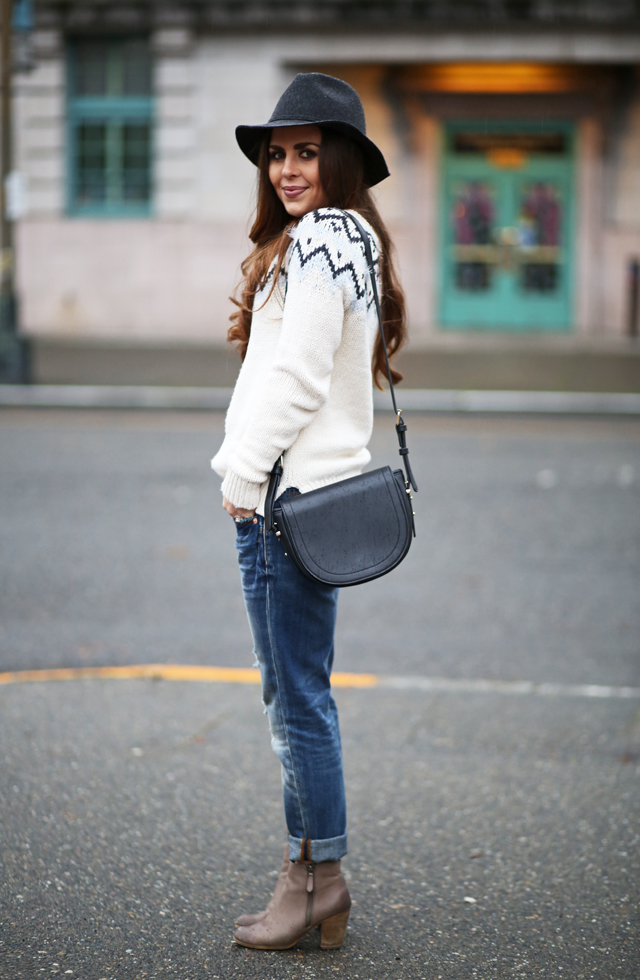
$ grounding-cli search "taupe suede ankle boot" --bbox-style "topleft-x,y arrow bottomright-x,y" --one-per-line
235,846 -> 290,927
233,858 -> 351,950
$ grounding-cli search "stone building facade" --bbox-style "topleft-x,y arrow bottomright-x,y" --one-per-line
12,1 -> 640,381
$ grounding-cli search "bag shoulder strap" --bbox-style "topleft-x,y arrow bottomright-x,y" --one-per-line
341,209 -> 418,494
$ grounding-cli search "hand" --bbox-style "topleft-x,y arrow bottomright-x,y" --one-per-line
223,496 -> 256,520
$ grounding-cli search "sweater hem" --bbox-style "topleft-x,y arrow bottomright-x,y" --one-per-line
220,470 -> 264,511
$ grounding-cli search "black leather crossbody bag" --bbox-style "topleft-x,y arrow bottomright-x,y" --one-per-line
264,210 -> 418,587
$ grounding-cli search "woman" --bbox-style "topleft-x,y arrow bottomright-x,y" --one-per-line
211,72 -> 406,951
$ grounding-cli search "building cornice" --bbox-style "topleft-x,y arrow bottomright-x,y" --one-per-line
35,1 -> 640,33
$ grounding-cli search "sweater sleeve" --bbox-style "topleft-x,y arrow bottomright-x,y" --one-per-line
220,211 -> 355,509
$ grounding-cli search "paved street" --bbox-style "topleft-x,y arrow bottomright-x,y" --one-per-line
1,408 -> 639,979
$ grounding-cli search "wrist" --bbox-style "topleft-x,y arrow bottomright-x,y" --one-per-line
221,469 -> 262,511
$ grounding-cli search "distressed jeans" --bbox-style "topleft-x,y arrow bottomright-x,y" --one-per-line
234,492 -> 347,863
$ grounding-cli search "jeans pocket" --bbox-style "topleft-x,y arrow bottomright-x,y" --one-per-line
235,517 -> 261,566
235,516 -> 255,544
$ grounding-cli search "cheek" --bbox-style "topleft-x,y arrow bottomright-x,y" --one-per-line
307,161 -> 323,198
269,162 -> 282,191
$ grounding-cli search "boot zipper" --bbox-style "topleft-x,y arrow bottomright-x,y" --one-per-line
305,863 -> 314,927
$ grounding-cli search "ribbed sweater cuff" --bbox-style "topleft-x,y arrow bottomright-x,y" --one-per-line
221,469 -> 263,511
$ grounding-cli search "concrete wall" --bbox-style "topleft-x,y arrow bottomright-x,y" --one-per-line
12,29 -> 640,345
17,219 -> 249,340
14,32 -> 65,216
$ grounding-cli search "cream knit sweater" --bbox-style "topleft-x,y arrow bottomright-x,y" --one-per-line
211,207 -> 381,514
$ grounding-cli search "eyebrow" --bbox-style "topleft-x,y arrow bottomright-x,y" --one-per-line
269,141 -> 320,150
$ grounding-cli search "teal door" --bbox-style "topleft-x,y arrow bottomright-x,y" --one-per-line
439,124 -> 575,331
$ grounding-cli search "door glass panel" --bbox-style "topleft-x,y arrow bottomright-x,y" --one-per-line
452,181 -> 496,291
517,182 -> 562,293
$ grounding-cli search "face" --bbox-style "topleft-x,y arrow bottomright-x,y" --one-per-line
269,125 -> 328,218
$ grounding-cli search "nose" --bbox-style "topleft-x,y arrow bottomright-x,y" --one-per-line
282,151 -> 300,178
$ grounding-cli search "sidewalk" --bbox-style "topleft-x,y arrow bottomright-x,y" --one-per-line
26,334 -> 640,392
2,383 -> 640,413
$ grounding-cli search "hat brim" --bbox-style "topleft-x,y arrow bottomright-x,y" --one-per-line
235,119 -> 390,188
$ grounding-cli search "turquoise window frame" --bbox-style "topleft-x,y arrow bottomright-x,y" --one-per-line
66,37 -> 154,218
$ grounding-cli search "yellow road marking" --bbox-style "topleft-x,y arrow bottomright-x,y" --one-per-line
0,664 -> 379,688
2,666 -> 634,699
330,671 -> 378,688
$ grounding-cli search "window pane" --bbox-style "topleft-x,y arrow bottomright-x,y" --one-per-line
69,36 -> 152,213
76,123 -> 107,203
122,123 -> 151,201
74,40 -> 109,96
72,37 -> 151,97
122,38 -> 152,96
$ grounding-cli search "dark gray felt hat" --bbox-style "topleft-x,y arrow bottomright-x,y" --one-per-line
235,72 -> 390,188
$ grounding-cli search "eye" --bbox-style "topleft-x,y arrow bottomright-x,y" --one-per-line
300,149 -> 317,160
269,150 -> 285,161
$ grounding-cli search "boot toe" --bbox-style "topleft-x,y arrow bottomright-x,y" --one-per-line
235,911 -> 265,927
233,924 -> 259,947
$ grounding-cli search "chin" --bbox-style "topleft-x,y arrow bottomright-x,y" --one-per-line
282,194 -> 324,219
283,201 -> 307,218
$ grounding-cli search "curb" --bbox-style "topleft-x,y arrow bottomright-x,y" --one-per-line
374,389 -> 640,414
1,385 -> 640,414
0,384 -> 234,410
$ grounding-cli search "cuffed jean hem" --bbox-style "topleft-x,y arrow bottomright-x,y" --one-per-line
289,834 -> 348,864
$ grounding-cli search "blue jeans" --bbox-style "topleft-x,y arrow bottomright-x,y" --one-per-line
234,491 -> 347,863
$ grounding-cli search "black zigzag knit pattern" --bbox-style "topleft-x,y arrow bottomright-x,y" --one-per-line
288,208 -> 380,309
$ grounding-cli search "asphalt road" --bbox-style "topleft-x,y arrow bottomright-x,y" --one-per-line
1,408 -> 639,980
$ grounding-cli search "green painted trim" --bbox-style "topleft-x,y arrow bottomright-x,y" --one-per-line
437,120 -> 577,333
67,203 -> 153,219
68,97 -> 153,120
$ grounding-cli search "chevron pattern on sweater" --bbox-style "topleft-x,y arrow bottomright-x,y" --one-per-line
289,208 -> 380,307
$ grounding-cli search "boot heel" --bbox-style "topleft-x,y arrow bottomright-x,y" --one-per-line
319,909 -> 350,949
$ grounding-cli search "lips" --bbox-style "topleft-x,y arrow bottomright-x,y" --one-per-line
282,186 -> 307,198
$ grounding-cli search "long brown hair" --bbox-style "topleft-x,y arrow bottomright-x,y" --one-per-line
228,127 -> 407,387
